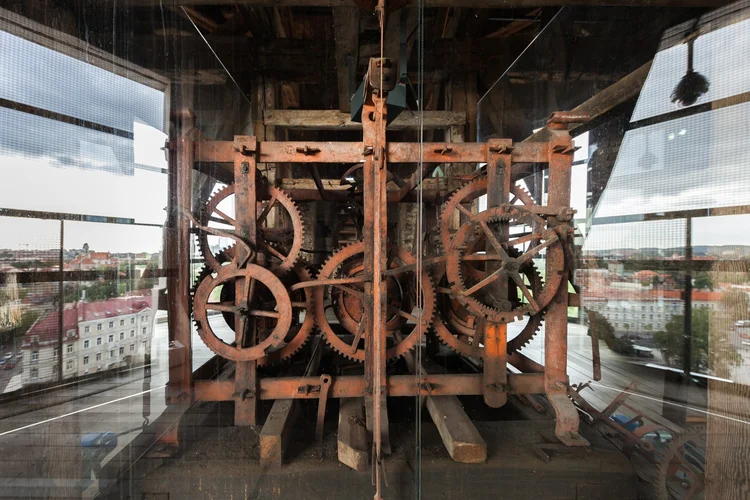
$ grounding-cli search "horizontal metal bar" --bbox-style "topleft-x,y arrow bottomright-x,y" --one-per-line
193,373 -> 545,401
193,141 -> 548,164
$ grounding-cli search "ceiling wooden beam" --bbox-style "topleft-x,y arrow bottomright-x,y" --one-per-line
264,109 -> 466,129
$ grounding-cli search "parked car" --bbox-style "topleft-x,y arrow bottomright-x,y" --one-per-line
3,362 -> 14,370
15,352 -> 22,360
3,352 -> 12,361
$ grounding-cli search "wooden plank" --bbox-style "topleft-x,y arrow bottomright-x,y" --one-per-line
264,109 -> 466,130
333,8 -> 360,113
426,396 -> 487,463
259,399 -> 296,469
129,0 -> 734,8
337,398 -> 368,472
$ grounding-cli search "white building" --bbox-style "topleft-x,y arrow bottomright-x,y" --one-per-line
21,294 -> 153,385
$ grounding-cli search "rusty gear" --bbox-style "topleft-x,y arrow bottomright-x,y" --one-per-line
198,184 -> 304,273
655,431 -> 705,500
193,263 -> 293,362
314,242 -> 435,362
439,176 -> 536,252
432,248 -> 544,358
445,205 -> 565,323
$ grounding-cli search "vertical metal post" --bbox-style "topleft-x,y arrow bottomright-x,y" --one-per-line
362,66 -> 388,497
166,110 -> 195,405
234,136 -> 259,426
57,220 -> 64,384
483,139 -> 512,408
545,129 -> 588,446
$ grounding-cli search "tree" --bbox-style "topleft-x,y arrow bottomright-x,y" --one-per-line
693,272 -> 714,290
588,311 -> 634,355
654,308 -> 741,373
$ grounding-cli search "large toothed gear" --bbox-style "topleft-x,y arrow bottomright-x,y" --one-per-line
197,184 -> 304,274
192,263 -> 293,362
445,205 -> 565,324
439,176 -> 537,252
313,242 -> 435,363
191,258 -> 315,365
432,247 -> 544,358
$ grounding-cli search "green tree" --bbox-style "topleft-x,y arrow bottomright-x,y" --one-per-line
588,311 -> 634,355
654,308 -> 741,373
693,272 -> 714,290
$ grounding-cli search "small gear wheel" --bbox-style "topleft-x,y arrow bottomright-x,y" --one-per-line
197,184 -> 304,273
313,242 -> 435,362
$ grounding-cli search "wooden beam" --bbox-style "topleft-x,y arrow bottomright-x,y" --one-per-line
426,396 -> 488,463
333,7 -> 360,113
129,0 -> 734,8
337,398 -> 368,472
264,109 -> 465,130
259,399 -> 297,468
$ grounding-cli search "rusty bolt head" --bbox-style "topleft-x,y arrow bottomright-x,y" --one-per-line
557,207 -> 576,222
241,162 -> 250,174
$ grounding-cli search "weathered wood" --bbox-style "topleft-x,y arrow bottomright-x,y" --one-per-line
337,398 -> 368,472
130,0 -> 734,8
259,399 -> 296,469
264,109 -> 466,130
426,396 -> 488,463
333,7 -> 360,113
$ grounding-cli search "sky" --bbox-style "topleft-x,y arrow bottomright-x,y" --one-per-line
0,31 -> 168,254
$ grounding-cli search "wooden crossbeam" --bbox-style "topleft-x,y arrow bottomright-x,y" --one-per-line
263,109 -> 466,130
130,0 -> 732,8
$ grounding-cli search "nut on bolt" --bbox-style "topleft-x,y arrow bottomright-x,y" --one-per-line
557,207 -> 576,222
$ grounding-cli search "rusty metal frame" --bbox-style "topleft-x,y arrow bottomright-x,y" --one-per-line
170,101 -> 586,450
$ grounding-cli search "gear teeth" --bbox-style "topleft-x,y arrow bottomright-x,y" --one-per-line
314,241 -> 436,363
439,176 -> 488,252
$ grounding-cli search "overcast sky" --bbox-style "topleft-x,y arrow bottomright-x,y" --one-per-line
0,30 -> 168,253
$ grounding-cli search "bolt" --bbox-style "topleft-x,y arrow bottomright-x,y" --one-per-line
241,162 -> 250,174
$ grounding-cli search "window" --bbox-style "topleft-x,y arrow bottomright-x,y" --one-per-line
110,349 -> 115,358
66,359 -> 73,370
53,347 -> 58,357
31,351 -> 39,361
142,327 -> 147,335
67,344 -> 73,353
97,323 -> 102,331
131,318 -> 135,324
30,368 -> 38,378
96,337 -> 102,346
83,340 -> 89,349
83,356 -> 89,365
96,353 -> 101,361
109,321 -> 114,328
650,314 -> 653,319
130,344 -> 135,352
108,334 -> 114,343
84,326 -> 90,333
119,347 -> 124,354
120,332 -> 125,340
130,330 -> 135,338
120,319 -> 125,326
657,323 -> 662,329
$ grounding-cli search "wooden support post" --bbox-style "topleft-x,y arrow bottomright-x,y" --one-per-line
426,396 -> 487,463
166,109 -> 195,406
333,7 -> 360,113
234,135 -> 259,426
338,398 -> 369,472
260,399 -> 297,468
544,129 -> 588,447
